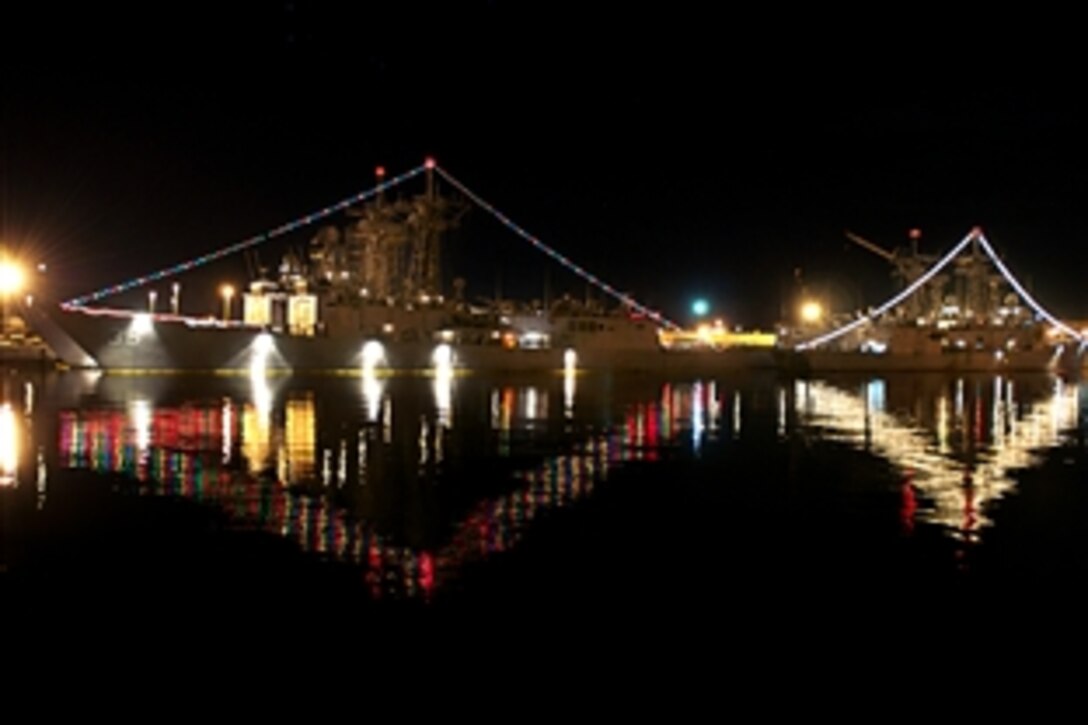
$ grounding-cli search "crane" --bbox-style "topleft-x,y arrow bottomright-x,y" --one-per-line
844,230 -> 896,262
844,229 -> 943,321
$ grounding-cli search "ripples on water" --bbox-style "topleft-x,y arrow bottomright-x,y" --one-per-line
0,367 -> 1085,610
794,376 -> 1081,539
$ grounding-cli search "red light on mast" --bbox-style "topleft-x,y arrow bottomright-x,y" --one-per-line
424,157 -> 437,170
375,165 -> 386,179
908,228 -> 922,240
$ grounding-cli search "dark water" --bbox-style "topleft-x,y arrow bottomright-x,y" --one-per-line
2,366 -> 1087,636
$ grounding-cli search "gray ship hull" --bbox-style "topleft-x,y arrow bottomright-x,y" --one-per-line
43,306 -> 778,374
37,307 -> 1074,375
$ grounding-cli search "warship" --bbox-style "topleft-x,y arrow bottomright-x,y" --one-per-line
781,229 -> 1072,373
36,165 -> 775,374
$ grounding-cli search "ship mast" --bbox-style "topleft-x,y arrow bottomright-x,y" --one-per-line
423,157 -> 440,298
326,158 -> 466,306
345,166 -> 408,302
405,157 -> 462,301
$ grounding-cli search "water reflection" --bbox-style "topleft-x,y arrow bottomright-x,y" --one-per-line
35,447 -> 46,509
732,390 -> 741,438
433,372 -> 452,429
692,380 -> 705,454
0,403 -> 18,486
242,367 -> 275,474
793,376 -> 1081,542
361,370 -> 384,423
563,368 -> 576,418
129,398 -> 152,461
284,395 -> 316,483
56,375 -> 674,601
18,367 -> 1087,601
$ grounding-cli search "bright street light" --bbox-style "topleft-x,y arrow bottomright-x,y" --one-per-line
220,284 -> 235,322
800,300 -> 824,324
0,255 -> 25,337
0,260 -> 24,296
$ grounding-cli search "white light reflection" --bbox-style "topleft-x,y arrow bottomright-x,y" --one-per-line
0,403 -> 18,486
1007,380 -> 1017,438
434,374 -> 452,429
563,370 -> 576,419
563,348 -> 577,373
992,377 -> 1004,446
1053,378 -> 1066,435
692,381 -> 705,454
24,382 -> 33,416
525,387 -> 539,420
363,339 -> 385,370
250,366 -> 272,423
130,399 -> 152,455
732,390 -> 742,439
338,439 -> 348,487
570,350 -> 578,418
362,370 -> 385,423
382,398 -> 393,443
777,386 -> 786,438
419,417 -> 430,465
131,313 -> 153,338
490,389 -> 501,429
937,395 -> 950,454
433,344 -> 453,428
36,446 -> 46,509
708,381 -> 720,431
243,361 -> 274,473
362,340 -> 385,374
222,397 -> 233,465
867,379 -> 886,413
795,378 -> 1079,538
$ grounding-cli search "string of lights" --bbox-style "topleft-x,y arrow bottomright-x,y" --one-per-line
796,230 -> 977,350
975,233 -> 1084,342
62,165 -> 427,308
434,166 -> 681,330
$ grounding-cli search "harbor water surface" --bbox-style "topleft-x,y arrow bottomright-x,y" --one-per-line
2,366 -> 1086,635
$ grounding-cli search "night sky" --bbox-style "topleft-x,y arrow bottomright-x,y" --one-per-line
3,3 -> 1087,326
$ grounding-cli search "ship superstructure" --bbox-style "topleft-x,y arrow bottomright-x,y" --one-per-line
785,229 -> 1068,372
238,165 -> 466,343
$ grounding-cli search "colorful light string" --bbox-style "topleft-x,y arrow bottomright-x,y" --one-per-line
435,166 -> 681,330
796,229 -> 976,350
797,228 -> 1085,350
975,233 -> 1084,342
62,165 -> 427,308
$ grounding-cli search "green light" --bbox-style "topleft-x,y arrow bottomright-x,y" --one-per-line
691,299 -> 710,316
